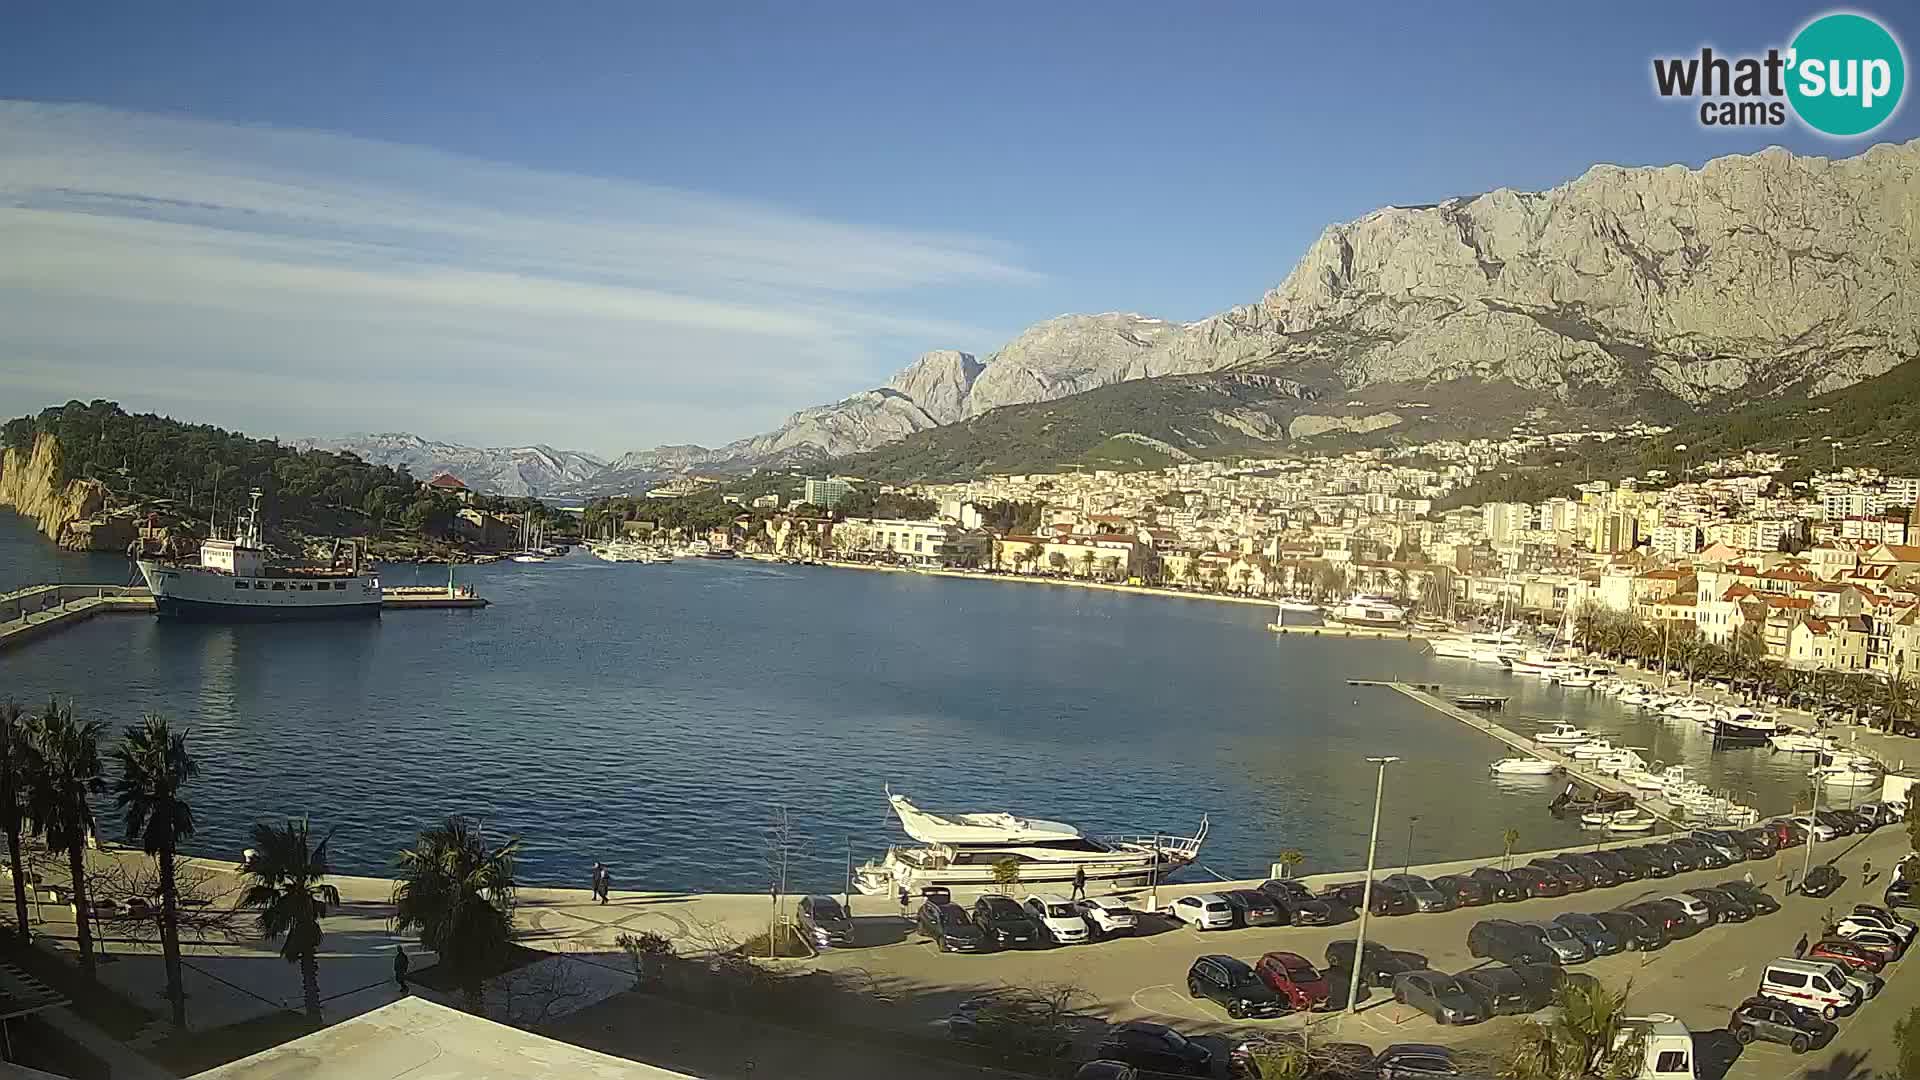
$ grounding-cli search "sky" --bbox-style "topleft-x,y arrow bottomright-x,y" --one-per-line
3,2 -> 1918,456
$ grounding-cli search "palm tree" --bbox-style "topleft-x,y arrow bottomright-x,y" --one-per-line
0,702 -> 33,943
1504,979 -> 1644,1080
1077,550 -> 1096,579
25,697 -> 104,978
241,818 -> 340,1022
1501,827 -> 1522,871
1023,543 -> 1045,574
1274,849 -> 1305,878
392,817 -> 520,1014
113,714 -> 198,1027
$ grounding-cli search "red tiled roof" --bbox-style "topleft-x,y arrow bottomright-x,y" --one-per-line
428,472 -> 468,490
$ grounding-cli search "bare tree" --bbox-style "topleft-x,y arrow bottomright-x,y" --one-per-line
88,857 -> 245,948
499,947 -> 596,1028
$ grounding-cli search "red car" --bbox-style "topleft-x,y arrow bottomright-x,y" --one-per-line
1811,939 -> 1888,973
1256,951 -> 1331,1011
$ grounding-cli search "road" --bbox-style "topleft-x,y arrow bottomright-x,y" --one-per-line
810,825 -> 1915,1079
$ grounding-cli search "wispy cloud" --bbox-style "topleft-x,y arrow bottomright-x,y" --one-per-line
0,101 -> 1034,451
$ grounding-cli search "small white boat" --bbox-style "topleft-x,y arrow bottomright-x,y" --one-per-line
1594,749 -> 1648,776
1769,729 -> 1838,754
1490,758 -> 1561,776
509,552 -> 548,563
1817,764 -> 1883,788
1605,809 -> 1657,833
1556,674 -> 1598,689
1533,723 -> 1593,746
1568,738 -> 1619,760
1623,768 -> 1666,791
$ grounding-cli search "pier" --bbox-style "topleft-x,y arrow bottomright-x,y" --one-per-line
1369,680 -> 1690,828
0,582 -> 488,652
1268,623 -> 1421,639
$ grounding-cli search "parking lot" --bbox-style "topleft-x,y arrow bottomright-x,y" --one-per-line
811,824 -> 1915,1078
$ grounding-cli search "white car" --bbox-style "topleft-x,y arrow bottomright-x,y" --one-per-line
1168,892 -> 1235,931
1838,915 -> 1915,946
1075,896 -> 1139,938
1662,894 -> 1715,926
1789,815 -> 1839,842
1021,894 -> 1090,945
1839,927 -> 1907,958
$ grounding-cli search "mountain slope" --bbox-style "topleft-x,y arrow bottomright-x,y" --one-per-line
593,140 -> 1920,491
299,433 -> 605,497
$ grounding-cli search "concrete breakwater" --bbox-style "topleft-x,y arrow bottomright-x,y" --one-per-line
0,583 -> 153,652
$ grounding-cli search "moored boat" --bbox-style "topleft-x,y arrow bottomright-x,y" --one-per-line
1490,757 -> 1560,776
137,490 -> 381,621
1533,722 -> 1593,746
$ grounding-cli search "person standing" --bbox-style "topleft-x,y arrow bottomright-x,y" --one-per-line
599,865 -> 614,905
1072,866 -> 1087,900
590,862 -> 606,903
897,885 -> 910,918
1743,869 -> 1754,886
1794,933 -> 1809,958
1863,858 -> 1874,886
394,945 -> 410,992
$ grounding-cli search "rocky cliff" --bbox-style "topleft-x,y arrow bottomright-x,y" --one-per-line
0,434 -> 109,547
1129,142 -> 1920,404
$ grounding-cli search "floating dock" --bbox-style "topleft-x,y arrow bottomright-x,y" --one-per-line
1369,681 -> 1689,828
380,587 -> 489,609
1268,624 -> 1420,639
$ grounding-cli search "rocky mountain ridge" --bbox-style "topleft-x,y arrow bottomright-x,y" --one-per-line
297,433 -> 606,497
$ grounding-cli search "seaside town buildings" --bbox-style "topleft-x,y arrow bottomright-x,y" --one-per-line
760,425 -> 1920,683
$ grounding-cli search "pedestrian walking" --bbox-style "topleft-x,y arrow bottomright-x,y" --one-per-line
590,862 -> 605,902
599,865 -> 613,905
1864,858 -> 1874,886
897,886 -> 910,918
1072,866 -> 1087,900
394,945 -> 410,992
1743,870 -> 1754,886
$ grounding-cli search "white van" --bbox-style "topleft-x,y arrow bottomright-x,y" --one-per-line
1759,958 -> 1862,1020
1618,1013 -> 1697,1079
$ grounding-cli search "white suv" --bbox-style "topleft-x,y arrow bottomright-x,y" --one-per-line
1168,892 -> 1235,931
1022,894 -> 1090,944
1075,896 -> 1139,938
1838,912 -> 1915,945
1662,894 -> 1714,926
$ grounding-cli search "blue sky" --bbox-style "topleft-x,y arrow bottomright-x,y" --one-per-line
4,2 -> 1917,455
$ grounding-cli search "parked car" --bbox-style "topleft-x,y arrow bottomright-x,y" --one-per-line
1800,864 -> 1844,898
1585,849 -> 1642,883
1846,805 -> 1884,832
1669,836 -> 1732,870
969,894 -> 1041,949
1810,939 -> 1887,973
1717,880 -> 1780,916
1734,827 -> 1779,858
1255,951 -> 1331,1011
1075,896 -> 1139,939
943,992 -> 1075,1056
1560,852 -> 1621,888
1616,847 -> 1672,879
1187,954 -> 1288,1019
1553,912 -> 1624,956
1526,920 -> 1593,964
1624,899 -> 1699,940
1528,857 -> 1591,892
1465,866 -> 1526,901
1728,996 -> 1833,1054
1838,927 -> 1907,961
1788,816 -> 1838,842
1381,874 -> 1454,912
1759,957 -> 1864,1019
1429,873 -> 1493,907
1467,919 -> 1556,966
1847,904 -> 1917,938
1093,1021 -> 1212,1077
1220,888 -> 1285,928
1258,878 -> 1336,925
917,900 -> 990,953
1023,894 -> 1092,944
1691,830 -> 1747,863
1814,810 -> 1859,837
1503,866 -> 1568,898
1166,893 -> 1235,933
1325,940 -> 1427,988
1886,878 -> 1916,910
1322,881 -> 1418,917
1071,1063 -> 1137,1080
1457,965 -> 1535,1016
1643,841 -> 1704,873
1392,971 -> 1486,1025
1854,803 -> 1899,830
1685,886 -> 1754,923
1591,909 -> 1665,952
1662,893 -> 1717,927
1508,962 -> 1600,1006
1373,1043 -> 1467,1078
796,895 -> 854,948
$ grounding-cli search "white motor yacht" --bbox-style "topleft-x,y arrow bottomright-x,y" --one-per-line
852,791 -> 1207,896
1324,594 -> 1407,627
1622,768 -> 1667,791
1768,728 -> 1839,754
1815,762 -> 1884,789
1568,738 -> 1620,760
1604,809 -> 1657,833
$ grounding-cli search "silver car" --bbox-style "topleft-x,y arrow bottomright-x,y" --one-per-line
1525,920 -> 1593,964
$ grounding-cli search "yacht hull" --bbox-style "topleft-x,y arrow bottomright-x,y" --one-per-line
153,595 -> 381,621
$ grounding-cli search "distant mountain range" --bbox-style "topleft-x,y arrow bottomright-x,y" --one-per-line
296,433 -> 605,497
330,139 -> 1920,495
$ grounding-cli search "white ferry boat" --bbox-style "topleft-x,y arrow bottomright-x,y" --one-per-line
138,491 -> 380,620
852,790 -> 1207,896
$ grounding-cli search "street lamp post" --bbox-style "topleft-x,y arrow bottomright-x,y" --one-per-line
1347,756 -> 1400,1016
1402,816 -> 1419,876
1801,779 -> 1821,892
